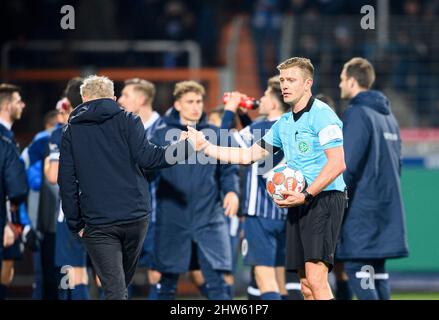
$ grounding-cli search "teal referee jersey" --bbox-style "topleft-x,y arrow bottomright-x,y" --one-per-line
261,97 -> 346,192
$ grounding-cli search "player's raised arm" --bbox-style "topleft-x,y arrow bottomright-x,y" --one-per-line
186,126 -> 269,164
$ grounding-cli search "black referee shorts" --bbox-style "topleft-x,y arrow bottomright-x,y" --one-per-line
286,190 -> 346,273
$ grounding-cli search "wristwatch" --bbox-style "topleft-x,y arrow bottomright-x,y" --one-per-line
302,190 -> 314,203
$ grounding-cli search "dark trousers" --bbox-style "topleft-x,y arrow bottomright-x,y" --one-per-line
82,217 -> 148,300
41,232 -> 59,300
32,249 -> 43,299
344,259 -> 390,300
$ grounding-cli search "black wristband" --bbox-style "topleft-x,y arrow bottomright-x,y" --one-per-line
302,190 -> 314,203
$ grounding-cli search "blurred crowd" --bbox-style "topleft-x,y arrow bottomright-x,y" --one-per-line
1,0 -> 439,128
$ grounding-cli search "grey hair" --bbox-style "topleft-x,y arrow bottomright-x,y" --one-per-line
80,75 -> 114,100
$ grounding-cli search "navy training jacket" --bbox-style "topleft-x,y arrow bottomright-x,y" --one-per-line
0,136 -> 28,252
151,108 -> 240,273
58,98 -> 194,233
336,90 -> 409,260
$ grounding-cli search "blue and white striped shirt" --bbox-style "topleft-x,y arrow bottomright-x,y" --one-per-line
234,118 -> 288,220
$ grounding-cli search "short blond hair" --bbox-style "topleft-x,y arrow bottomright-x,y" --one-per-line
80,75 -> 114,100
277,57 -> 314,79
173,81 -> 205,101
124,78 -> 156,104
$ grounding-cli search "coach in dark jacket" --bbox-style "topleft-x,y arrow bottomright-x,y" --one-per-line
337,58 -> 409,300
58,76 -> 194,300
151,81 -> 239,300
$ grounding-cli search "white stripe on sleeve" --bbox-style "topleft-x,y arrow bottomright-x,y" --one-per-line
318,125 -> 343,146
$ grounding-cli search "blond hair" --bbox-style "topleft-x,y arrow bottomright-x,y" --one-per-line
80,75 -> 114,100
277,57 -> 314,79
124,78 -> 156,104
173,81 -> 205,101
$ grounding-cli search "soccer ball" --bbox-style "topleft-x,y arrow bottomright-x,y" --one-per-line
266,166 -> 306,200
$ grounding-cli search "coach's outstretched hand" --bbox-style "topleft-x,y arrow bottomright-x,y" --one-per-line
187,126 -> 209,151
274,190 -> 306,208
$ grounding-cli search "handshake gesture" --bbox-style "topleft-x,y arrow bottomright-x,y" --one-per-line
185,126 -> 210,152
182,126 -> 239,216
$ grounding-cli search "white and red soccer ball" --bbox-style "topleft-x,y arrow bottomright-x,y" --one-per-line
266,166 -> 306,200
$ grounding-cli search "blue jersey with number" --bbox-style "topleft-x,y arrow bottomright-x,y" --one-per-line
262,97 -> 346,192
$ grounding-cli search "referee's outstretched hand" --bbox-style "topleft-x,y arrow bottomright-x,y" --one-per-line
274,190 -> 306,208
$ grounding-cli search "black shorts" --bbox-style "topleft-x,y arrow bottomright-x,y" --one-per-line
286,190 -> 346,273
